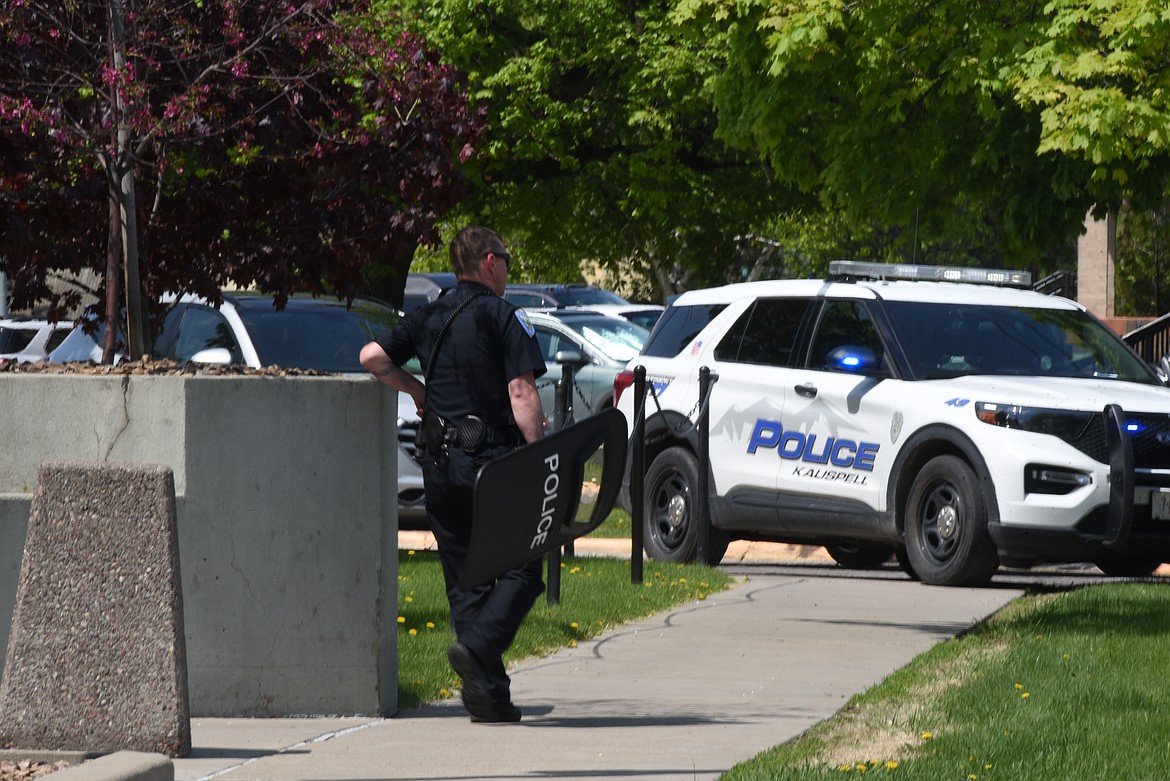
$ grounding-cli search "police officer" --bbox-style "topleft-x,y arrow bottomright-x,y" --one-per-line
359,226 -> 546,723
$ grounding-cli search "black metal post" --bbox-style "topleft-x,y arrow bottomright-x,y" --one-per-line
546,361 -> 578,604
696,366 -> 711,564
558,362 -> 576,557
631,366 -> 646,584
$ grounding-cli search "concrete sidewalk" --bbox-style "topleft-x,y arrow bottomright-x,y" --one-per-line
166,536 -> 1023,781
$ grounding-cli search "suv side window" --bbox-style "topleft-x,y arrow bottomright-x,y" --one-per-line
714,298 -> 809,367
807,300 -> 888,373
641,304 -> 727,358
168,306 -> 241,362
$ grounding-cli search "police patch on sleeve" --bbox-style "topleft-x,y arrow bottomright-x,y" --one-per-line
514,308 -> 536,338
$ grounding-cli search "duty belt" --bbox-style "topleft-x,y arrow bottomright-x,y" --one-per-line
418,414 -> 520,454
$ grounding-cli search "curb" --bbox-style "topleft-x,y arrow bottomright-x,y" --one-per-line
1,751 -> 171,781
397,530 -> 836,564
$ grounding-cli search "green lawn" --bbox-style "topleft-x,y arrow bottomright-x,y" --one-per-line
722,581 -> 1170,780
395,548 -> 734,710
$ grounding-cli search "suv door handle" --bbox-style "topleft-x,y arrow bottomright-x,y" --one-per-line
795,383 -> 818,398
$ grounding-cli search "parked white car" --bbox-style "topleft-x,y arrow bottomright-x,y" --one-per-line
0,317 -> 74,364
49,291 -> 429,523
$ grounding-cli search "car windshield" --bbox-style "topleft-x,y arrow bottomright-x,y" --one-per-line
882,300 -> 1159,384
236,297 -> 400,373
559,317 -> 649,362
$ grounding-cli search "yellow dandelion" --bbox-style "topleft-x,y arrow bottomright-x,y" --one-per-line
404,596 -> 413,603
1021,692 -> 1030,699
570,566 -> 581,573
680,577 -> 687,583
439,688 -> 450,697
408,628 -> 417,636
855,762 -> 868,773
838,764 -> 853,772
407,549 -> 416,555
425,622 -> 435,629
920,731 -> 933,740
1013,683 -> 1023,690
968,775 -> 977,781
886,761 -> 898,770
1062,654 -> 1070,661
984,764 -> 993,770
568,639 -> 577,648
570,622 -> 579,629
397,616 -> 406,624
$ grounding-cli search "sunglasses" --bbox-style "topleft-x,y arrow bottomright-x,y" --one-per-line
486,250 -> 512,269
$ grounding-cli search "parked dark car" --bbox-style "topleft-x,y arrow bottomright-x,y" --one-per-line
504,283 -> 629,308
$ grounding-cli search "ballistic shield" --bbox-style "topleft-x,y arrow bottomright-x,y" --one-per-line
462,408 -> 627,589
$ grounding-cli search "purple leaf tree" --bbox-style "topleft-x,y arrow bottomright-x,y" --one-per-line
0,0 -> 485,361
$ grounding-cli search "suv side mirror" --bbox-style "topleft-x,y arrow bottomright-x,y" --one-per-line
555,348 -> 590,367
190,347 -> 233,365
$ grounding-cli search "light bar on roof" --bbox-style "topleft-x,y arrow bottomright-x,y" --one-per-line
828,260 -> 1032,289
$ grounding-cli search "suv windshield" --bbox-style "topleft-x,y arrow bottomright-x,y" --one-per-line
883,301 -> 1158,383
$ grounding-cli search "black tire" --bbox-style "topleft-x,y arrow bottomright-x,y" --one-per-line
894,547 -> 921,580
1094,557 -> 1163,577
904,455 -> 999,586
825,544 -> 894,570
643,447 -> 730,565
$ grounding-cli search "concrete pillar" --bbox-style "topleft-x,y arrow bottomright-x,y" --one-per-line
1077,210 -> 1116,318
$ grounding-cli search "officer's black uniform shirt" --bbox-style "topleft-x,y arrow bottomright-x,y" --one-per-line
376,281 -> 546,429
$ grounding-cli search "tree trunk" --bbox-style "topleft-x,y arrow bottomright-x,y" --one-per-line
109,0 -> 146,360
103,187 -> 122,364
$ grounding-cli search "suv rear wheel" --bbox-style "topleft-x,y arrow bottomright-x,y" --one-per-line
904,455 -> 999,586
643,446 -> 729,565
1093,556 -> 1163,577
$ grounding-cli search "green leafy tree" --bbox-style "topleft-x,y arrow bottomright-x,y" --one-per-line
395,0 -> 798,300
0,0 -> 484,361
674,0 -> 1170,271
1117,198 -> 1170,316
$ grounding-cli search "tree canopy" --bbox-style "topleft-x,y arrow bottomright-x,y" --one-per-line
397,0 -> 799,299
0,0 -> 484,359
675,0 -> 1170,269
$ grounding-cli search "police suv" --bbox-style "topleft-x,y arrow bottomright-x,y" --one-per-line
614,261 -> 1170,586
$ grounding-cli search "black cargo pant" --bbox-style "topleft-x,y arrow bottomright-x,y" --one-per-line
423,445 -> 545,704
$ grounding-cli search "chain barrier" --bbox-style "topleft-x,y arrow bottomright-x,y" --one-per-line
622,367 -> 717,461
535,375 -> 596,430
645,370 -> 717,438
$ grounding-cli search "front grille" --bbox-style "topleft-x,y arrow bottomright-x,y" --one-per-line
398,420 -> 423,466
1066,411 -> 1170,469
1130,413 -> 1170,469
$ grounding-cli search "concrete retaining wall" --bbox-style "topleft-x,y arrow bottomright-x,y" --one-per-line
0,374 -> 398,717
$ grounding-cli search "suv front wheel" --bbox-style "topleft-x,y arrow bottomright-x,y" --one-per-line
904,454 -> 999,586
643,446 -> 730,565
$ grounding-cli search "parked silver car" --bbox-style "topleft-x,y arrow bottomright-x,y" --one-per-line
527,309 -> 649,427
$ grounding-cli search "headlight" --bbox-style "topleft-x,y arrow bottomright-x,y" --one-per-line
974,402 -> 1096,444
